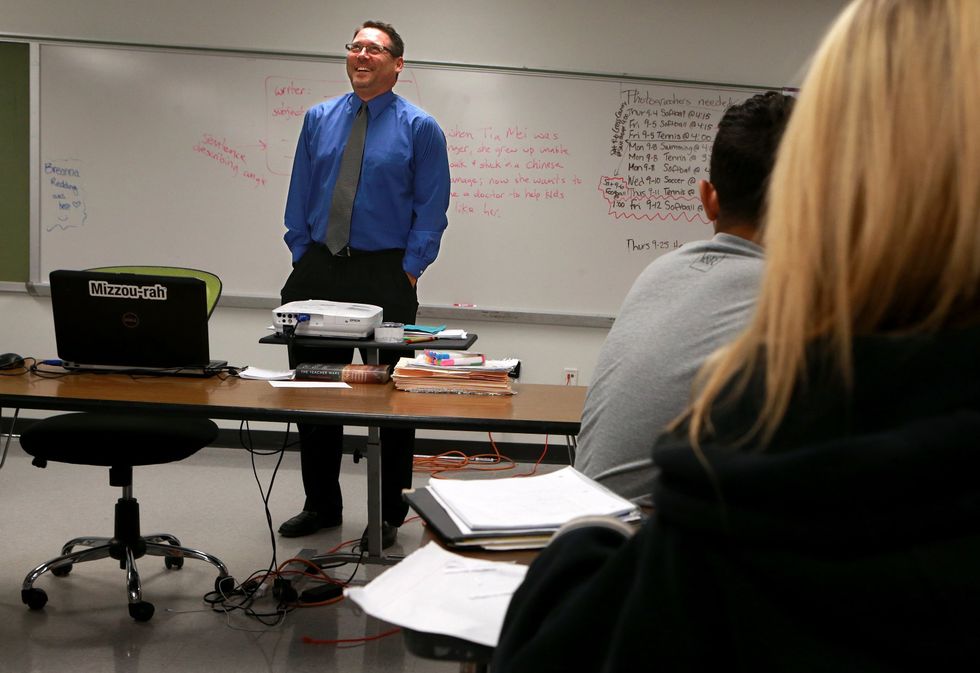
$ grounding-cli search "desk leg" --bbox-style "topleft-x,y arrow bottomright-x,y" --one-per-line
309,421 -> 399,566
365,424 -> 384,560
363,345 -> 386,558
565,434 -> 578,465
310,345 -> 400,567
307,426 -> 399,568
352,346 -> 380,465
308,424 -> 399,568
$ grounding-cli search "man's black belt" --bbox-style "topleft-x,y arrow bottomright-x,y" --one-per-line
319,244 -> 404,258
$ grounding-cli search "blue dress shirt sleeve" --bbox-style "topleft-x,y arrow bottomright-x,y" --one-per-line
283,108 -> 317,264
404,115 -> 450,278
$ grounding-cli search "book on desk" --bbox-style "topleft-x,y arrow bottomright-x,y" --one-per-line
293,362 -> 391,383
404,466 -> 641,551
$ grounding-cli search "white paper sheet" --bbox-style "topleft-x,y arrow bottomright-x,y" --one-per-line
237,366 -> 294,380
344,542 -> 527,647
268,380 -> 351,389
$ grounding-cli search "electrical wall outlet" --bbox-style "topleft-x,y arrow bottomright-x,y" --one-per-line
562,368 -> 579,386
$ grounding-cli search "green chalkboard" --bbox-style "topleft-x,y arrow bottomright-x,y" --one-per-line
0,41 -> 29,283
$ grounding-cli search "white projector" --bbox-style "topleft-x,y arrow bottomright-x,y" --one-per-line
273,300 -> 383,339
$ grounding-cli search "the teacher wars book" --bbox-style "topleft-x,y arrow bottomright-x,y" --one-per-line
294,363 -> 391,384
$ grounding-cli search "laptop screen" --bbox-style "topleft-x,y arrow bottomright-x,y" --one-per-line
49,269 -> 215,373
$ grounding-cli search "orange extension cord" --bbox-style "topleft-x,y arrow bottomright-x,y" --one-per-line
412,432 -> 550,479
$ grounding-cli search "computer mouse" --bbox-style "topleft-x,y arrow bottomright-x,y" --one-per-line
0,352 -> 25,370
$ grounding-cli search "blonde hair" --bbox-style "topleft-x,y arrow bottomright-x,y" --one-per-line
684,0 -> 980,447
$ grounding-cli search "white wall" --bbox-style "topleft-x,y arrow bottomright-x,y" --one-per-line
1,0 -> 846,439
2,1 -> 842,85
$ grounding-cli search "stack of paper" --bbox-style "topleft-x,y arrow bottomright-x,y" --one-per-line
392,354 -> 518,395
404,467 -> 642,550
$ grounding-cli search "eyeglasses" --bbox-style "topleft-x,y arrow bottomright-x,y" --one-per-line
345,42 -> 393,57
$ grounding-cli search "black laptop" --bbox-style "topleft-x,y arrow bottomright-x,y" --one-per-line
49,269 -> 226,376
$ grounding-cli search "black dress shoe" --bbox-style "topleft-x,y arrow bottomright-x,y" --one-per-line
278,510 -> 343,538
359,521 -> 398,551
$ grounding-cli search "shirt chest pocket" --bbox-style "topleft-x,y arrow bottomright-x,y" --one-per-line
363,141 -> 412,179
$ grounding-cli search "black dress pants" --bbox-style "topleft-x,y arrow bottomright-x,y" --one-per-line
280,244 -> 418,526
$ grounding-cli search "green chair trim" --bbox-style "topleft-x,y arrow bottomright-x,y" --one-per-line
86,266 -> 222,318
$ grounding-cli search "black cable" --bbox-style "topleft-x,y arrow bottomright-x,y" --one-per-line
282,322 -> 298,373
202,566 -> 295,624
198,420 -> 302,627
201,416 -> 365,627
245,419 -> 288,576
338,555 -> 363,586
28,363 -> 72,379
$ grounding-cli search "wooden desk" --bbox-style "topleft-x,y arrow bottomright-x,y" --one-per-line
0,372 -> 585,562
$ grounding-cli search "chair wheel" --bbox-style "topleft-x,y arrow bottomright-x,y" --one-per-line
129,600 -> 155,622
164,555 -> 184,570
22,588 -> 48,611
215,575 -> 236,596
51,563 -> 73,577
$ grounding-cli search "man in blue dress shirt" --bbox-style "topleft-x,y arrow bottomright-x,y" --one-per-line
278,20 -> 451,549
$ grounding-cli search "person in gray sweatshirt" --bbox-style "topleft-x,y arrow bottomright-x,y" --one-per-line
575,91 -> 795,504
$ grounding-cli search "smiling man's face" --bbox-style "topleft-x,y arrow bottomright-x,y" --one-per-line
346,27 -> 404,101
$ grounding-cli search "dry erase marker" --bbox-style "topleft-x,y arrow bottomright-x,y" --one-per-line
453,303 -> 476,308
436,355 -> 485,367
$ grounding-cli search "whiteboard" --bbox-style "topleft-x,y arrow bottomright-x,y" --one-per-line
37,43 -> 769,317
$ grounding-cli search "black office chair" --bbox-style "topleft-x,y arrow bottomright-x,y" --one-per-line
19,412 -> 235,621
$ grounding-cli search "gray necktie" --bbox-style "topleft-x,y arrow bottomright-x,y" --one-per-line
325,103 -> 368,254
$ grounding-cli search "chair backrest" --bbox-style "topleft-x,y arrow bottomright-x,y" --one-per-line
86,266 -> 222,318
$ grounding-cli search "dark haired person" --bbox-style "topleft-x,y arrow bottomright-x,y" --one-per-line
278,21 -> 450,549
575,90 -> 794,503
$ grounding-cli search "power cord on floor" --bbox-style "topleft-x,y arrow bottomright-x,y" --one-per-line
198,420 -> 296,626
242,419 -> 288,571
412,431 -> 550,478
302,626 -> 402,646
194,419 -> 550,638
200,420 -> 372,629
